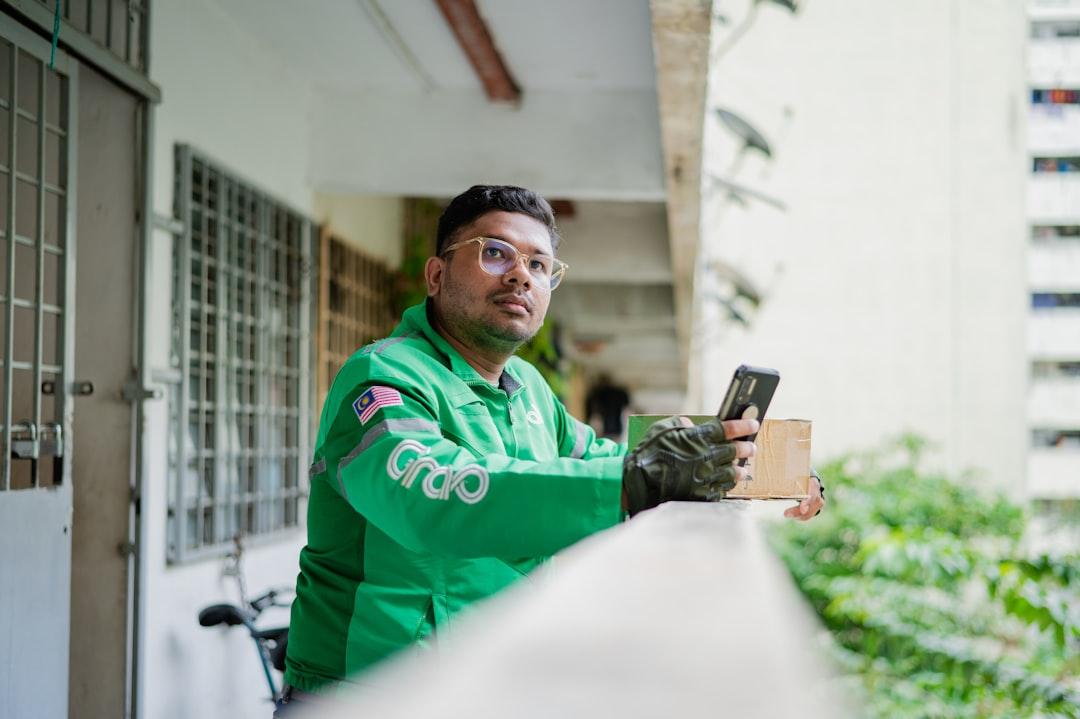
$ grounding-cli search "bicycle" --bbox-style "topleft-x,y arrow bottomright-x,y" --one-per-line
197,536 -> 292,704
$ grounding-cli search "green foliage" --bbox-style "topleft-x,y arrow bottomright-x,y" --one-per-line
515,320 -> 565,399
392,198 -> 441,315
770,436 -> 1080,718
392,229 -> 432,314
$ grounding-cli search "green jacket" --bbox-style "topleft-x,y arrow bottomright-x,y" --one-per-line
284,302 -> 625,691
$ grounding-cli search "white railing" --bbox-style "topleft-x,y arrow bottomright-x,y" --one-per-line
1028,106 -> 1080,155
1029,40 -> 1080,87
1029,0 -> 1080,19
317,502 -> 856,719
1029,309 -> 1080,357
1029,174 -> 1080,223
1029,376 -> 1080,424
1029,240 -> 1080,290
1028,448 -> 1080,498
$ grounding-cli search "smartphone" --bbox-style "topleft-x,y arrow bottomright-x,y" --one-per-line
717,365 -> 780,466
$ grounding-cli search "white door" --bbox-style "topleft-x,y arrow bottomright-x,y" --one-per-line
0,20 -> 78,719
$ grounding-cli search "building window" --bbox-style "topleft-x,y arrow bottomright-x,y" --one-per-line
1033,156 -> 1080,173
316,231 -> 396,412
1032,428 -> 1080,449
1032,292 -> 1080,309
1033,225 -> 1080,241
1033,360 -> 1080,378
167,145 -> 312,562
1031,21 -> 1080,40
1031,89 -> 1080,106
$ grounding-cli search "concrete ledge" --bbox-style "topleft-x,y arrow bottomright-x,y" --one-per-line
318,502 -> 857,718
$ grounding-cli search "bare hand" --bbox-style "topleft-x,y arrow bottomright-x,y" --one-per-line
784,474 -> 825,521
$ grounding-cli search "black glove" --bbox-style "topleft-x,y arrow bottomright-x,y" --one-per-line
622,416 -> 739,517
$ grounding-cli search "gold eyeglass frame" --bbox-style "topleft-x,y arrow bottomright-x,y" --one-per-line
442,236 -> 568,289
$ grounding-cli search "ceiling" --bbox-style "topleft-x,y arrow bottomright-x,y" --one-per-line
212,0 -> 668,201
547,201 -> 682,402
215,0 -> 657,94
209,0 -> 706,410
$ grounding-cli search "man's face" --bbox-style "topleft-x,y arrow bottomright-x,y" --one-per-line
428,210 -> 554,354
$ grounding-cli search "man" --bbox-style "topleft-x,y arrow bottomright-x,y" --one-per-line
280,185 -> 824,709
586,373 -> 632,440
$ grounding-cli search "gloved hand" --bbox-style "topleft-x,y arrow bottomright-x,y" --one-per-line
622,416 -> 755,517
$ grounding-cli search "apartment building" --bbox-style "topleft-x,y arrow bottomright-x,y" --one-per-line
1028,0 -> 1080,500
695,1 -> 1028,490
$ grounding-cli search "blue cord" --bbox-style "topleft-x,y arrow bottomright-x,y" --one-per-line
48,0 -> 61,69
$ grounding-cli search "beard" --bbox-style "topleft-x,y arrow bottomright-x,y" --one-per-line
437,267 -> 543,354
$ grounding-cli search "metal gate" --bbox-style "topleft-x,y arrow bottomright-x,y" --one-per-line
0,19 -> 77,719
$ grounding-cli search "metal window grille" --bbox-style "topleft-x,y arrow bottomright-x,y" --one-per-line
0,29 -> 76,492
167,145 -> 311,563
316,229 -> 395,411
28,0 -> 149,74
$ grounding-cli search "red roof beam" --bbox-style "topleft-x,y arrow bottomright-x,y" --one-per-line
433,0 -> 521,103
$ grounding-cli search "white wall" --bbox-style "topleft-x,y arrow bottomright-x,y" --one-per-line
144,1 -> 314,717
693,0 -> 1028,492
554,201 -> 670,284
313,194 -> 404,268
151,2 -> 314,215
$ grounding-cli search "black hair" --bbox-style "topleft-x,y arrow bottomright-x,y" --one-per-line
436,185 -> 561,255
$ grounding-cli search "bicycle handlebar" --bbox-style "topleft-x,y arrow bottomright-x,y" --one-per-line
249,587 -> 292,613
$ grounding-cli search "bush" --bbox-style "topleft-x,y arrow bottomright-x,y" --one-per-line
769,435 -> 1080,718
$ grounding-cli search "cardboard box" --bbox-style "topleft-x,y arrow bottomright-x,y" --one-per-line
626,416 -> 812,499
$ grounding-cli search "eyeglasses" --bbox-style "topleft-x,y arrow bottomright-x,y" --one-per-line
442,236 -> 568,290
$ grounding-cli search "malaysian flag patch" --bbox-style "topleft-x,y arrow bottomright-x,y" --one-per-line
353,386 -> 404,424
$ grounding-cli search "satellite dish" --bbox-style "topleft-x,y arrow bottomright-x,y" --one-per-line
764,0 -> 800,12
715,108 -> 773,158
707,175 -> 788,212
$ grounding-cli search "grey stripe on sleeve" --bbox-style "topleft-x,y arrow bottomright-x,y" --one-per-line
373,332 -> 419,355
570,420 -> 589,459
335,418 -> 443,500
308,458 -> 327,477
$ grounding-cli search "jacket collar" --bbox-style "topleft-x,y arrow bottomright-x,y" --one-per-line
398,301 -> 524,394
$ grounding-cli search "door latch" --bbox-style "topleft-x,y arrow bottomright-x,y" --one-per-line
121,379 -> 163,403
40,380 -> 93,396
